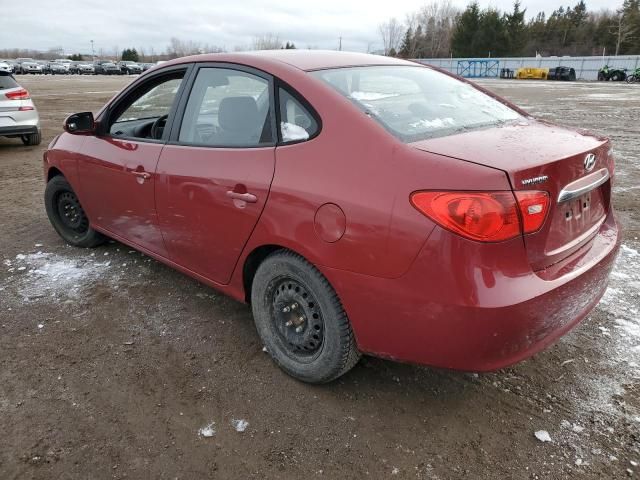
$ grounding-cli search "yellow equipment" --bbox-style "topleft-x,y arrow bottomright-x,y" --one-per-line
515,67 -> 549,80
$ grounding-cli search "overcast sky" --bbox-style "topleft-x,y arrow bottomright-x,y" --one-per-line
1,0 -> 622,55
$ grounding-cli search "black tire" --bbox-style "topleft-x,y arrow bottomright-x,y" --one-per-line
251,250 -> 361,383
21,131 -> 41,146
597,72 -> 605,81
44,175 -> 106,248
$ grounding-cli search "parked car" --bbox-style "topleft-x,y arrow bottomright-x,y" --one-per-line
14,58 -> 37,74
0,61 -> 13,74
3,60 -> 18,73
69,61 -> 95,75
0,72 -> 41,145
42,51 -> 621,383
93,60 -> 120,75
598,65 -> 627,81
43,62 -> 67,75
117,61 -> 142,75
140,62 -> 154,71
53,59 -> 73,73
19,61 -> 43,74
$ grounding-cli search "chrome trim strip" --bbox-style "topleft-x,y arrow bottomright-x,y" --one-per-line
557,168 -> 609,203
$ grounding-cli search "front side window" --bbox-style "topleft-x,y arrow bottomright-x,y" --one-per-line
109,72 -> 184,140
278,88 -> 318,143
179,68 -> 272,147
311,66 -> 521,142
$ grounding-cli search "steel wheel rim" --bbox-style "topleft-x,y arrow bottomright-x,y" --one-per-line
269,276 -> 324,360
56,191 -> 89,234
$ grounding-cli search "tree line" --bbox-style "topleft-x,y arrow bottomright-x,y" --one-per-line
381,0 -> 640,58
0,35 -> 298,63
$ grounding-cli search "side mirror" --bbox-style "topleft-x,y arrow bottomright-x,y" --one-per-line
64,112 -> 95,134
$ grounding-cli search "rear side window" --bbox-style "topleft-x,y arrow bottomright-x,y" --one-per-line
179,68 -> 272,147
311,66 -> 521,142
278,88 -> 318,143
0,75 -> 18,90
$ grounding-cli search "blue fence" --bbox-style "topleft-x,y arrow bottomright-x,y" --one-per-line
416,55 -> 640,81
456,60 -> 500,78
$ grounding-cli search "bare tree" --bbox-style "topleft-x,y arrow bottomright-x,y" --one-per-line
252,33 -> 282,50
166,37 -> 204,58
379,17 -> 404,55
418,1 -> 458,58
613,11 -> 635,56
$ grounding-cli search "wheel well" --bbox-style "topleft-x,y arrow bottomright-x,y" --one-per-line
243,245 -> 286,303
47,167 -> 64,181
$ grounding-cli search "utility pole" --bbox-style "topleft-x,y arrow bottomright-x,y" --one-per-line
339,36 -> 342,51
91,40 -> 95,61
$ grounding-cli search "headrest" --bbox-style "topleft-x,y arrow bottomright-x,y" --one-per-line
218,96 -> 259,132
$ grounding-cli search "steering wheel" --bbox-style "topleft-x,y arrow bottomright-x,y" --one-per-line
150,114 -> 169,140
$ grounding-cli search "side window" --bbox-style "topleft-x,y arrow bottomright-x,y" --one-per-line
179,68 -> 272,147
109,72 -> 184,140
278,88 -> 318,143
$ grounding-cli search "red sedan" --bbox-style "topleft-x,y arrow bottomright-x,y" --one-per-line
43,51 -> 621,383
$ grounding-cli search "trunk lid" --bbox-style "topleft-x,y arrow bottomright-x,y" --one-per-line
411,120 -> 613,271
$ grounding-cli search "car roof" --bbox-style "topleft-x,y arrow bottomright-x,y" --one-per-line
165,49 -> 415,72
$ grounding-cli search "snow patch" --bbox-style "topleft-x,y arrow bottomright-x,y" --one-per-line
280,122 -> 309,142
231,419 -> 249,432
534,430 -> 552,442
409,117 -> 455,130
198,422 -> 216,438
350,91 -> 399,101
3,251 -> 114,303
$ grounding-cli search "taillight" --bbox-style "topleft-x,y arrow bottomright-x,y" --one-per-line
5,88 -> 30,100
514,191 -> 549,233
410,190 -> 549,242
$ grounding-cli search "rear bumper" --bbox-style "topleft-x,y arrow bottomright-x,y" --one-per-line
0,125 -> 39,136
321,209 -> 621,371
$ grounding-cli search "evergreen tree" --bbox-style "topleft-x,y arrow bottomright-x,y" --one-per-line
505,1 -> 527,55
399,27 -> 413,58
451,2 -> 481,57
121,48 -> 139,62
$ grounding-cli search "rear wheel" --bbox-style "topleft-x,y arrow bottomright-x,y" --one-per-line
21,131 -> 41,146
251,250 -> 360,383
44,175 -> 106,248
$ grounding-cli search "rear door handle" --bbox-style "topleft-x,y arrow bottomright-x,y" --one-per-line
132,171 -> 151,180
226,191 -> 257,203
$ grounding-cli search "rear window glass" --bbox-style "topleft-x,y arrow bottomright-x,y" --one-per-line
311,66 -> 521,142
0,75 -> 18,90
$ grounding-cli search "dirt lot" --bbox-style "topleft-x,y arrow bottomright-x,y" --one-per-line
0,75 -> 638,479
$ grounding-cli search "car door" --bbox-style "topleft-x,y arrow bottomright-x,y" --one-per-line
155,64 -> 276,284
77,66 -> 190,256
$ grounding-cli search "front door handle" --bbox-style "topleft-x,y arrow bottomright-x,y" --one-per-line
226,191 -> 257,203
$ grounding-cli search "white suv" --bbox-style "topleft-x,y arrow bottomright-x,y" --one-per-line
0,74 -> 41,145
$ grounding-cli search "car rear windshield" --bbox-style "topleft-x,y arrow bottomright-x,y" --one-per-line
310,65 -> 521,142
0,75 -> 18,90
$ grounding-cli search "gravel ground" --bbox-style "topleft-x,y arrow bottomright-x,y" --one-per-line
0,75 -> 638,479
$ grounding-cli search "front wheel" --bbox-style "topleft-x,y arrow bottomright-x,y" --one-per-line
251,251 -> 361,383
44,175 -> 106,248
